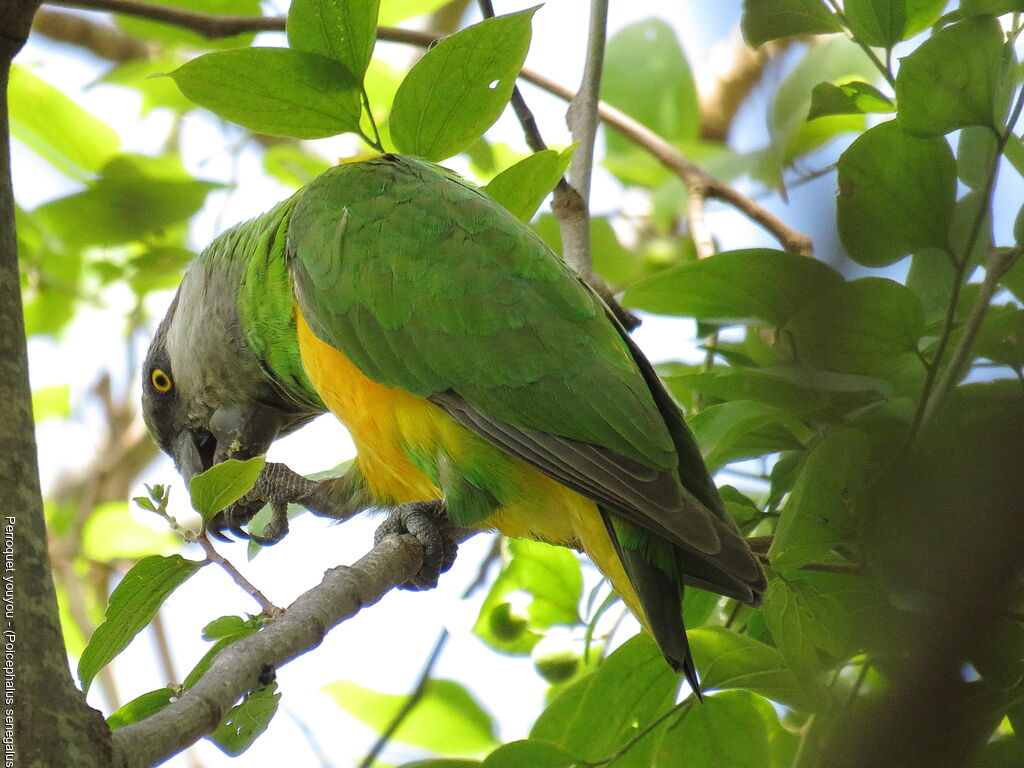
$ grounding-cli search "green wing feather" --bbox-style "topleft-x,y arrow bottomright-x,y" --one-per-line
286,155 -> 763,600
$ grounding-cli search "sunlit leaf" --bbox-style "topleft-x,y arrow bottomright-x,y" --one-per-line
169,48 -> 363,139
107,688 -> 177,730
623,248 -> 844,326
287,0 -> 380,82
323,679 -> 496,754
741,0 -> 841,47
895,16 -> 1011,136
770,429 -> 868,569
389,8 -> 537,160
483,147 -> 574,222
837,121 -> 956,266
532,634 -> 679,764
208,683 -> 280,756
655,690 -> 772,768
189,457 -> 266,522
9,65 -> 120,180
688,627 -> 830,711
78,555 -> 203,694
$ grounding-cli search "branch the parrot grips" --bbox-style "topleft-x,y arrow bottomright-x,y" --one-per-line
373,500 -> 459,591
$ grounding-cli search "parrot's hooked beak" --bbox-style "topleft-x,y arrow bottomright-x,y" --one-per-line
169,401 -> 288,484
170,428 -> 218,485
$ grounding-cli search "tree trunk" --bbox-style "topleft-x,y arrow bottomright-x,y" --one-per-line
1,3 -> 113,765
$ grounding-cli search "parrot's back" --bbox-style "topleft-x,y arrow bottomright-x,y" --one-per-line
279,155 -> 766,691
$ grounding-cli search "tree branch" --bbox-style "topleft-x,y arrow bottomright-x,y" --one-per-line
43,0 -> 812,256
557,0 -> 607,284
110,530 -> 474,767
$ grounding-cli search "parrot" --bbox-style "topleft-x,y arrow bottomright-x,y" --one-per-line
141,153 -> 766,694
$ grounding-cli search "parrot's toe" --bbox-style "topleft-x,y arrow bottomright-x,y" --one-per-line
374,500 -> 457,591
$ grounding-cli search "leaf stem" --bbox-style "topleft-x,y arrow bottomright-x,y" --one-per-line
196,533 -> 283,617
822,0 -> 896,88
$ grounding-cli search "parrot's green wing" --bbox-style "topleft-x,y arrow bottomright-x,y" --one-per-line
286,155 -> 761,596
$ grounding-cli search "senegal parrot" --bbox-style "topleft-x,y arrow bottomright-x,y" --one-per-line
142,153 -> 766,693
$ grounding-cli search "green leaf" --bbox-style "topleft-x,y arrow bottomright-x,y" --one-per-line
601,19 -> 699,186
903,0 -> 949,36
389,8 -> 537,160
531,634 -> 679,763
785,277 -> 926,382
957,125 -> 1000,190
975,306 -> 1024,370
31,384 -> 70,422
127,247 -> 197,297
183,615 -> 262,689
764,578 -> 847,677
34,153 -> 219,248
688,627 -> 830,711
622,248 -> 844,326
323,679 -> 496,754
82,501 -> 178,561
9,65 -> 120,180
262,144 -> 333,189
837,121 -> 956,266
379,0 -> 454,25
189,457 -> 266,522
473,539 -> 583,655
481,740 -> 578,768
769,429 -> 869,569
208,683 -> 280,756
759,38 -> 874,185
287,0 -> 380,82
98,55 -> 194,115
688,401 -> 806,472
483,147 -> 574,222
116,0 -> 261,49
961,0 -> 1024,15
655,691 -> 771,768
107,688 -> 176,730
78,555 -> 203,694
671,365 -> 890,415
169,48 -> 363,139
741,0 -> 841,47
844,0 -> 907,47
895,16 -> 1010,136
807,81 -> 895,120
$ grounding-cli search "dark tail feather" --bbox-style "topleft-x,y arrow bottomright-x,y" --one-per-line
600,508 -> 703,699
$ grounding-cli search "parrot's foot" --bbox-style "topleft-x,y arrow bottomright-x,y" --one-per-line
374,500 -> 457,591
208,462 -> 319,545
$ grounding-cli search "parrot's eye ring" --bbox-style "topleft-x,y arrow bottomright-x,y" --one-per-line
151,369 -> 173,393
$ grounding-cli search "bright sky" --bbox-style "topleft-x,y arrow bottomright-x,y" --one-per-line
13,2 -> 785,766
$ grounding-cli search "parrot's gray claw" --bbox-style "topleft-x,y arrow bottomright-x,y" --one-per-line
207,462 -> 317,545
374,500 -> 457,591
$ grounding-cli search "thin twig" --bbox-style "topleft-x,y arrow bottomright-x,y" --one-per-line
356,537 -> 500,766
195,534 -> 283,617
917,247 -> 1021,431
358,630 -> 450,768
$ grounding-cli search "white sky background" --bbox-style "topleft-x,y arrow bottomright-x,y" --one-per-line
10,1 -> 857,766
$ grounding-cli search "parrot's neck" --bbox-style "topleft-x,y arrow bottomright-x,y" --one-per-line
206,195 -> 325,416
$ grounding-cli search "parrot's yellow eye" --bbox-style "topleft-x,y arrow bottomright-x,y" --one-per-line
151,369 -> 173,393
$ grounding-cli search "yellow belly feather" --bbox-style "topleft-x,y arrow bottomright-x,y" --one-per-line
294,307 -> 647,625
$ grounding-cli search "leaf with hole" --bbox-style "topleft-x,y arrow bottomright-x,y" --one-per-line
390,8 -> 537,160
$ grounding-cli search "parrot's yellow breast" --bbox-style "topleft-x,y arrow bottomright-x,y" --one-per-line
294,307 -> 647,624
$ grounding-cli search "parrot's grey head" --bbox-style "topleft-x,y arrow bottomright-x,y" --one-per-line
142,265 -> 319,483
